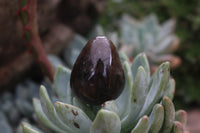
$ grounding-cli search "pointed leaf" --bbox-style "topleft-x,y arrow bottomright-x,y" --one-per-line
53,65 -> 73,104
171,121 -> 184,133
148,104 -> 164,133
131,116 -> 149,133
131,53 -> 150,83
33,98 -> 65,133
39,86 -> 76,133
122,66 -> 148,132
160,96 -> 175,133
64,34 -> 86,67
21,122 -> 40,133
139,62 -> 170,116
153,35 -> 175,54
165,78 -> 175,100
102,100 -> 120,116
72,97 -> 99,121
158,19 -> 175,42
116,61 -> 132,119
90,109 -> 121,133
55,101 -> 92,133
175,110 -> 187,130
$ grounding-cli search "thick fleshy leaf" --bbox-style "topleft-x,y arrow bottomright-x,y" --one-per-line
116,61 -> 132,119
88,24 -> 105,39
130,116 -> 149,133
21,122 -> 40,133
119,51 -> 129,63
72,98 -> 99,121
90,109 -> 121,133
160,96 -> 175,133
165,78 -> 175,100
131,53 -> 150,83
0,111 -> 12,133
48,54 -> 65,69
53,65 -> 72,104
33,98 -> 65,133
157,19 -> 175,42
139,62 -> 170,116
153,35 -> 175,54
64,34 -> 86,67
39,86 -> 76,133
55,101 -> 92,133
144,14 -> 159,35
122,66 -> 148,132
148,104 -> 164,133
171,121 -> 184,133
102,100 -> 120,116
175,110 -> 187,130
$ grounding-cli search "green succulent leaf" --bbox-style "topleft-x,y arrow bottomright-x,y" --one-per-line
157,19 -> 175,43
130,116 -> 149,133
21,122 -> 40,133
171,121 -> 184,133
54,101 -> 92,133
165,78 -> 175,100
175,110 -> 187,130
116,61 -> 132,119
39,86 -> 76,133
153,35 -> 175,54
148,104 -> 164,133
90,109 -> 121,133
102,100 -> 120,116
160,96 -> 175,133
131,53 -> 150,83
72,98 -> 100,120
64,34 -> 86,67
122,66 -> 148,132
53,65 -> 73,104
33,98 -> 66,133
139,62 -> 170,116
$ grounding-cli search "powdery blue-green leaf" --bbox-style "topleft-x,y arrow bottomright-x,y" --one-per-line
90,109 -> 121,133
55,101 -> 92,133
130,116 -> 149,133
33,98 -> 65,133
88,24 -> 105,39
21,122 -> 40,133
175,110 -> 187,131
131,53 -> 150,83
165,78 -> 175,100
64,34 -> 86,68
148,104 -> 164,133
139,62 -> 170,116
171,121 -> 184,133
72,98 -> 99,121
0,111 -> 12,133
53,65 -> 72,104
119,51 -> 129,63
122,66 -> 148,132
39,86 -> 76,133
102,100 -> 120,116
160,96 -> 175,133
116,61 -> 132,119
157,19 -> 175,42
153,35 -> 175,54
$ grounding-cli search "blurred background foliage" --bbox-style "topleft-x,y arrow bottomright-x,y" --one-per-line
97,0 -> 200,109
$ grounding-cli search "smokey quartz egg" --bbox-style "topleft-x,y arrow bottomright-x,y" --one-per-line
70,36 -> 125,105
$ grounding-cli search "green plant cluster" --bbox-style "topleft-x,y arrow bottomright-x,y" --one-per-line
99,0 -> 200,108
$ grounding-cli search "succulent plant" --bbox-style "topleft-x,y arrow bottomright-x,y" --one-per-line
119,14 -> 181,70
21,36 -> 187,133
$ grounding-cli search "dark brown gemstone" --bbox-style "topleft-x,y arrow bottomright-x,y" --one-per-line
70,36 -> 125,105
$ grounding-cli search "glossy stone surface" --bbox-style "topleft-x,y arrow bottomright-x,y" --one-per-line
70,36 -> 125,105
